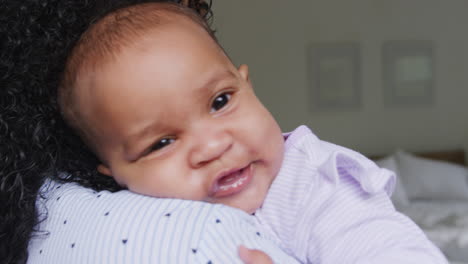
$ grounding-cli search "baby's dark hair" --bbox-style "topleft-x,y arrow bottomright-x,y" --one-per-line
0,1 -> 213,263
59,2 -> 218,160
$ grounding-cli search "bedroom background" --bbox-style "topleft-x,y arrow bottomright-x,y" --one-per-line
212,0 -> 468,158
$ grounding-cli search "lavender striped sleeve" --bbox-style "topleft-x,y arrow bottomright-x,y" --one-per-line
255,125 -> 448,263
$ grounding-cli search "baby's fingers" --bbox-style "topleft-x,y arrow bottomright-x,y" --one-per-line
238,245 -> 273,264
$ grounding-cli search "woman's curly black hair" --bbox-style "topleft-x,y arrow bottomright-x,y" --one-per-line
0,0 -> 213,263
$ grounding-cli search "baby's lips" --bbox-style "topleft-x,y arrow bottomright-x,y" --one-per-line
210,163 -> 253,198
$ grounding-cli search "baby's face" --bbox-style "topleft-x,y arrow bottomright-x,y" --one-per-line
75,17 -> 284,213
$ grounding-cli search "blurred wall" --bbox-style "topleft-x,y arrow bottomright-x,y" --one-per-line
212,0 -> 468,156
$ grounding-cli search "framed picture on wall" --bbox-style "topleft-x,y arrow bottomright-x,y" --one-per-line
382,40 -> 434,106
307,42 -> 361,110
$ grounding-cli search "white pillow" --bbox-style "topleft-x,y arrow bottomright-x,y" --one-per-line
395,150 -> 468,201
374,155 -> 410,208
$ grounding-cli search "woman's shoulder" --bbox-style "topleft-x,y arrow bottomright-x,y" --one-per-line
29,180 -> 244,263
29,180 -> 298,264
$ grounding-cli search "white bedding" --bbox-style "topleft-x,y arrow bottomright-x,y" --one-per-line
374,150 -> 468,263
399,201 -> 468,263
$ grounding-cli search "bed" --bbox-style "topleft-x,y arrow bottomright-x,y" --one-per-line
372,149 -> 468,264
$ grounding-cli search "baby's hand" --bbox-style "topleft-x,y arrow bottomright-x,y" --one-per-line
239,245 -> 273,264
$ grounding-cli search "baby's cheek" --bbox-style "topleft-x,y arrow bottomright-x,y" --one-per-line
122,165 -> 168,197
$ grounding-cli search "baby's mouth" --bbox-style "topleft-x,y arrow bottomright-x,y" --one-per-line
210,163 -> 253,198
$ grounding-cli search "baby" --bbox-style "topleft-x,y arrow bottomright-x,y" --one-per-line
55,2 -> 448,263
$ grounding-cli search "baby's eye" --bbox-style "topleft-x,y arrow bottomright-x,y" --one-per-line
150,137 -> 175,152
210,92 -> 232,112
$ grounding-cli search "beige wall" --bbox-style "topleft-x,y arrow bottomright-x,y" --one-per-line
212,0 -> 468,156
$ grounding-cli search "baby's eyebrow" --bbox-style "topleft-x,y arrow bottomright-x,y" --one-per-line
122,123 -> 158,157
198,70 -> 236,92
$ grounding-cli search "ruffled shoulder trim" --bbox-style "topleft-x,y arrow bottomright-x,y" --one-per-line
317,148 -> 396,196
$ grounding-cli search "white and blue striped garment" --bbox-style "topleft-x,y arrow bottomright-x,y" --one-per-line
255,125 -> 449,263
27,180 -> 299,263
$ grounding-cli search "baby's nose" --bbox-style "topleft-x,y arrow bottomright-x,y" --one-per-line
189,130 -> 233,168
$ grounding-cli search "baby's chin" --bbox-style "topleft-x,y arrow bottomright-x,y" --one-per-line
214,195 -> 264,214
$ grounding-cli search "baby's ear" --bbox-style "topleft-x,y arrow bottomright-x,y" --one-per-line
238,64 -> 250,83
97,164 -> 112,177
